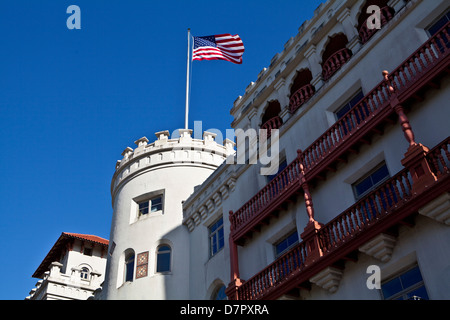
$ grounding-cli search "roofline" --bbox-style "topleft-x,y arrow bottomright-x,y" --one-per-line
32,232 -> 109,279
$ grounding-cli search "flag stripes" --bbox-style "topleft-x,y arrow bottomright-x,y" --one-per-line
192,33 -> 245,64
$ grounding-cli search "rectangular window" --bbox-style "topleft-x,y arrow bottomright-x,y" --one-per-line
275,230 -> 299,258
267,159 -> 288,182
352,162 -> 390,200
335,90 -> 368,136
138,195 -> 163,216
381,265 -> 429,300
427,10 -> 450,53
335,90 -> 365,120
209,217 -> 224,257
427,10 -> 450,37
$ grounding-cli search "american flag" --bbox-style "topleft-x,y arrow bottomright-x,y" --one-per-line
192,34 -> 245,64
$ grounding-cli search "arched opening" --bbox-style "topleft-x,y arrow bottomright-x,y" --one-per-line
124,249 -> 135,283
156,245 -> 171,273
260,100 -> 283,138
289,69 -> 315,113
357,0 -> 395,44
80,267 -> 90,280
321,33 -> 352,81
212,284 -> 227,300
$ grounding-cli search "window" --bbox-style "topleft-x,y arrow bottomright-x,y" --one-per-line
213,285 -> 227,300
427,10 -> 450,52
124,252 -> 135,282
335,90 -> 367,137
275,231 -> 299,258
138,195 -> 163,216
80,267 -> 90,280
83,247 -> 93,256
156,245 -> 171,273
209,217 -> 224,257
427,10 -> 450,37
267,158 -> 288,182
381,265 -> 429,300
353,163 -> 390,200
335,90 -> 365,120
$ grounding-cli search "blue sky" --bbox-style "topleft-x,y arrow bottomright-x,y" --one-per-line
0,0 -> 323,299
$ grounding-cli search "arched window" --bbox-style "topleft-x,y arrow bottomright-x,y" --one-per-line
260,100 -> 283,138
289,69 -> 315,113
124,251 -> 135,282
80,267 -> 90,280
156,245 -> 171,273
321,34 -> 352,81
357,0 -> 395,44
213,285 -> 227,300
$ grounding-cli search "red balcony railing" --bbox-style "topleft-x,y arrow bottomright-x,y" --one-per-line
260,116 -> 283,138
230,155 -> 303,241
322,48 -> 353,81
229,20 -> 450,243
359,6 -> 395,44
236,137 -> 450,300
289,84 -> 315,113
317,169 -> 413,253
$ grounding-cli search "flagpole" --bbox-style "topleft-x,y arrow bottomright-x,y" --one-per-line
185,28 -> 191,129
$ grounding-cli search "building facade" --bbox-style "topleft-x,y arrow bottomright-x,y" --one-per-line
57,0 -> 450,300
182,0 -> 450,300
26,233 -> 108,300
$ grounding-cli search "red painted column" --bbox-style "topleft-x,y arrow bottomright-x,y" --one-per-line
298,150 -> 324,266
383,70 -> 437,194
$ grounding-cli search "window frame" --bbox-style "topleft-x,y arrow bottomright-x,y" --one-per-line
209,217 -> 225,258
274,230 -> 299,258
352,162 -> 391,200
124,252 -> 135,283
80,267 -> 90,280
380,265 -> 429,300
156,245 -> 172,274
137,194 -> 164,218
426,9 -> 450,37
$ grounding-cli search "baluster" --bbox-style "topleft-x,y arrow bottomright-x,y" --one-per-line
366,195 -> 376,221
355,203 -> 364,229
436,149 -> 448,173
345,211 -> 353,235
379,186 -> 389,212
417,51 -> 427,71
337,219 -> 345,240
404,171 -> 413,195
422,44 -> 433,66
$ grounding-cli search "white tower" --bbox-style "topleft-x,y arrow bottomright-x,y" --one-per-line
101,129 -> 234,299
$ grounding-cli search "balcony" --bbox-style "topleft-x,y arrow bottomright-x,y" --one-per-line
235,137 -> 450,300
229,20 -> 450,246
289,84 -> 315,113
359,6 -> 395,44
322,48 -> 353,81
260,115 -> 283,138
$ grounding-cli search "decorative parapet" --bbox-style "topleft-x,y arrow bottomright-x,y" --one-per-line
111,129 -> 235,199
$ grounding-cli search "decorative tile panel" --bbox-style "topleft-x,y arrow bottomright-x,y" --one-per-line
136,251 -> 149,279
